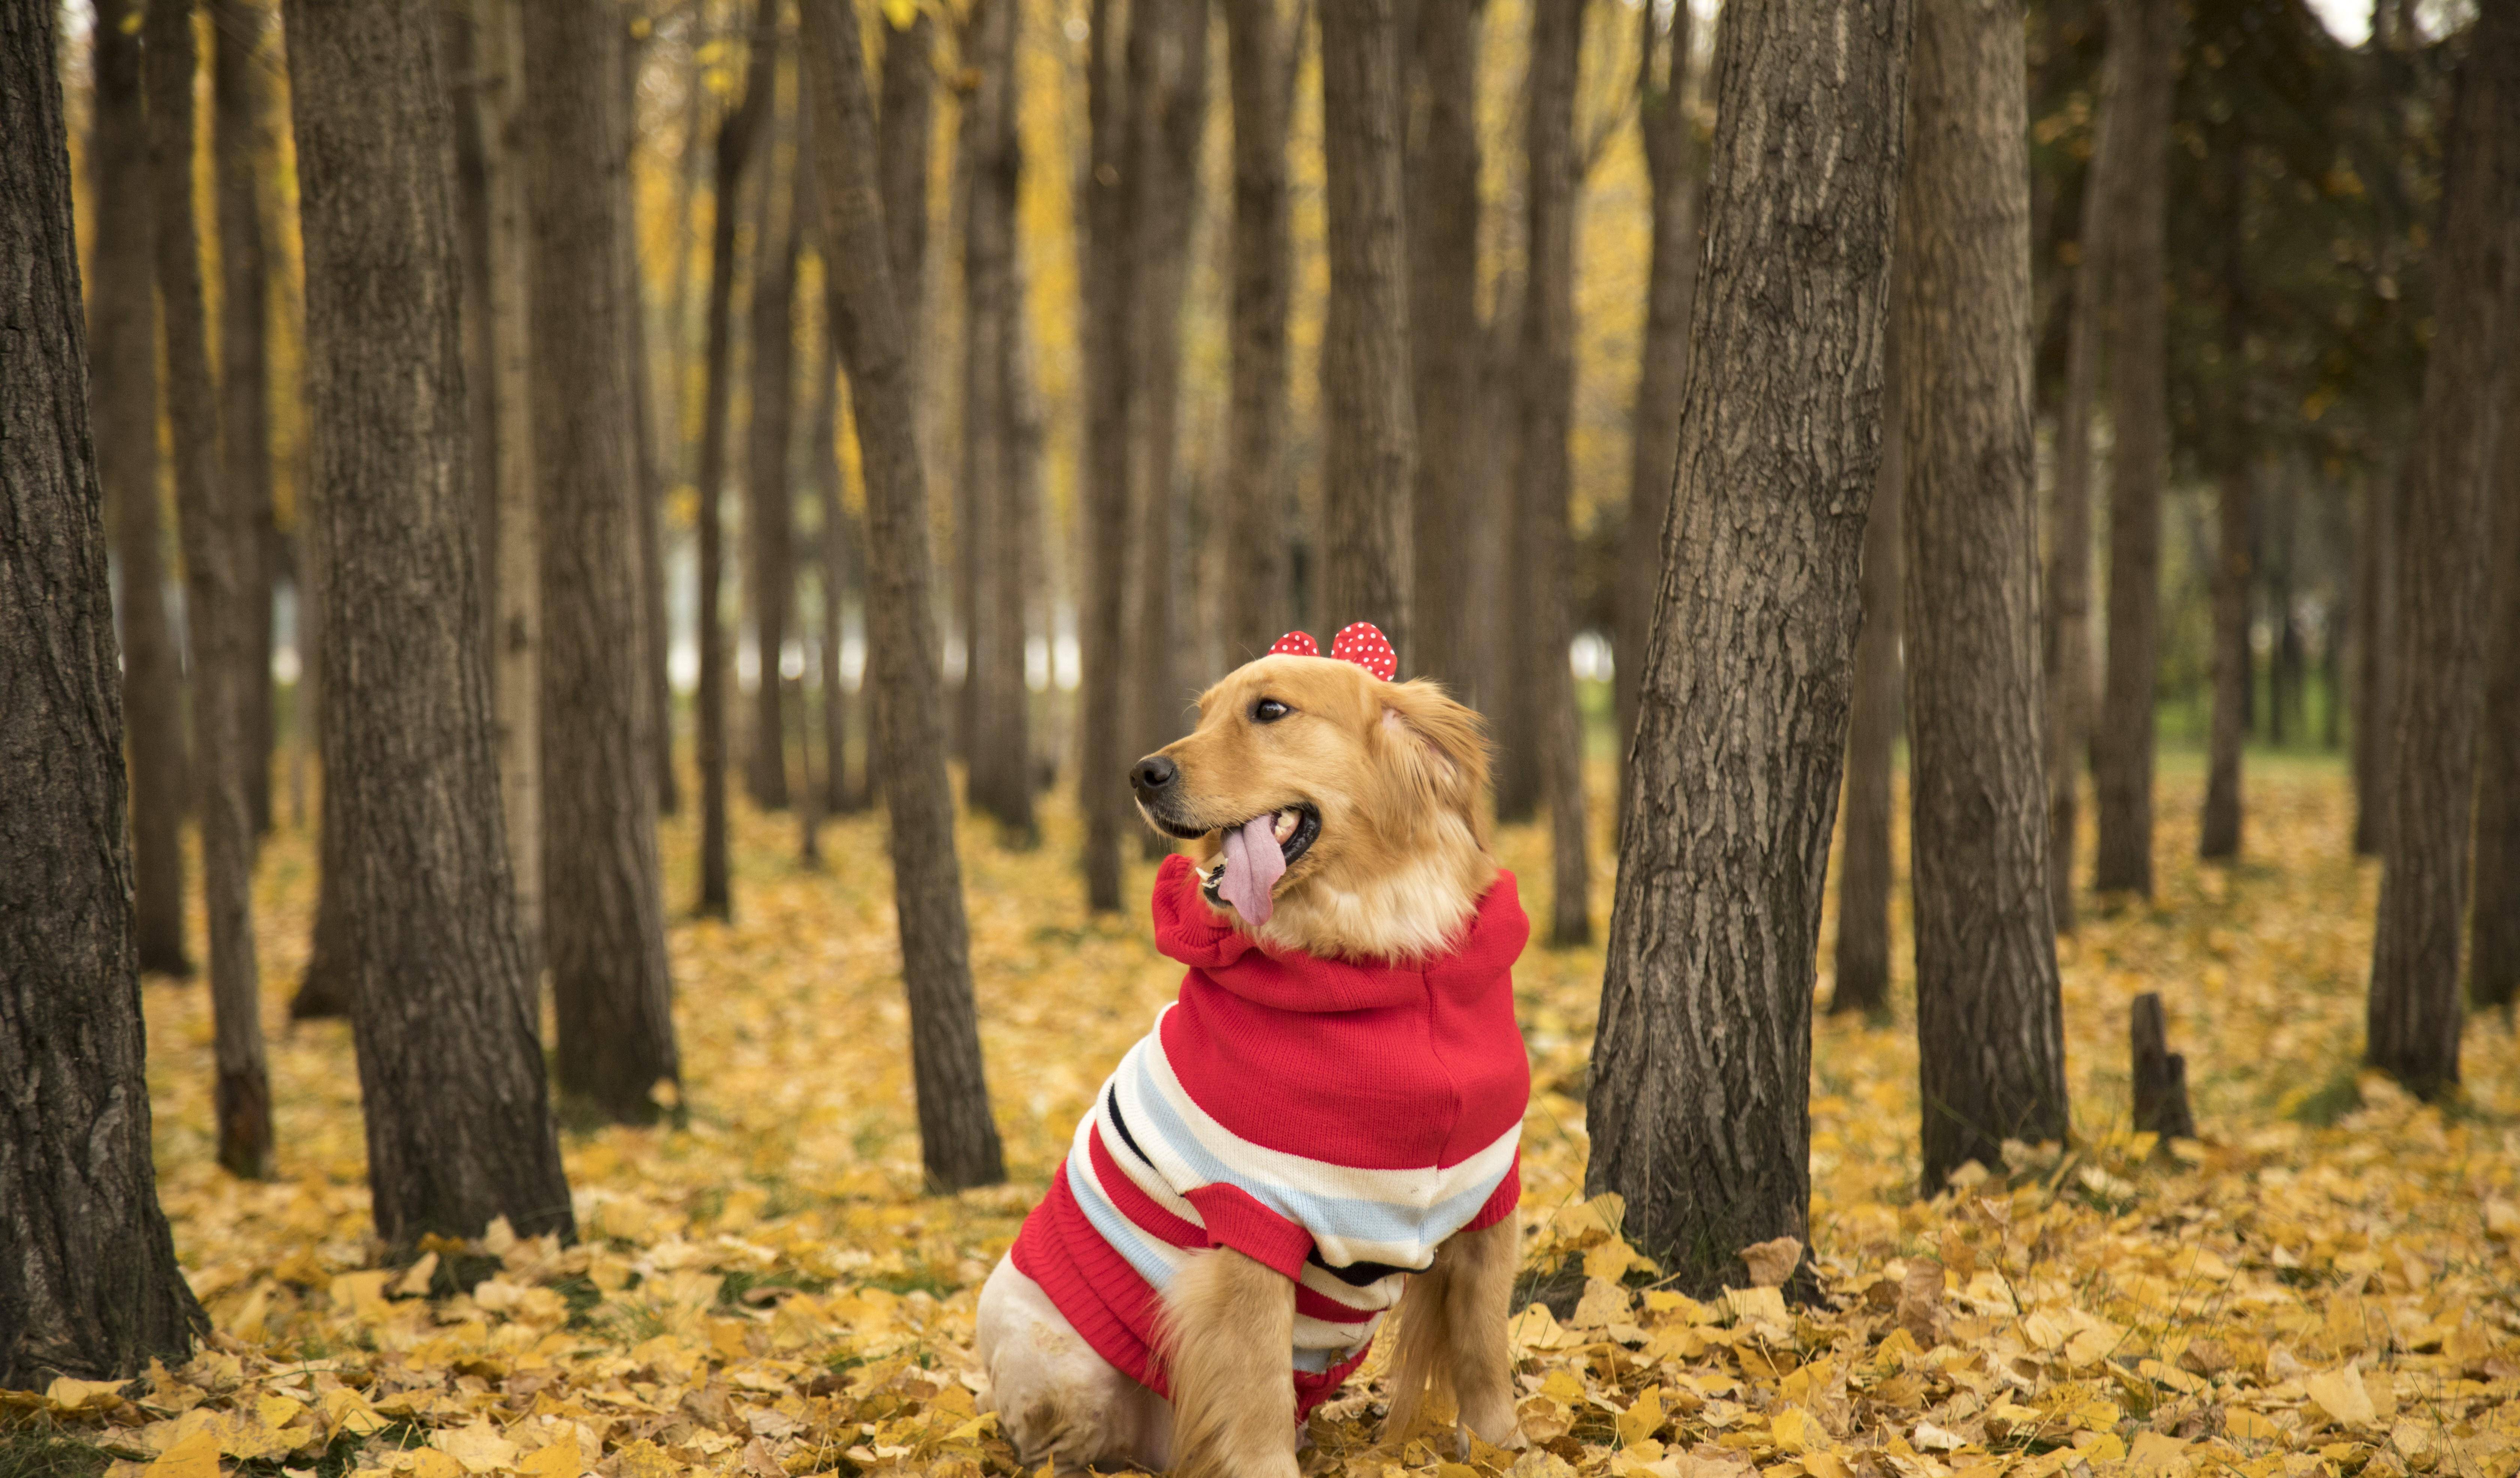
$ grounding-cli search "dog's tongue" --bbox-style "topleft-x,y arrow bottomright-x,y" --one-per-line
1218,814 -> 1287,926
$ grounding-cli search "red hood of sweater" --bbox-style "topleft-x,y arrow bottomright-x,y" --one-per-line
1149,853 -> 1531,1010
1146,852 -> 1531,1171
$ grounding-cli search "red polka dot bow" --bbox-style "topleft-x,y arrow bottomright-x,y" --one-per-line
1267,622 -> 1398,681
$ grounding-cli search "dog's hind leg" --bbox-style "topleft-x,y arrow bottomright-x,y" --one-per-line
1381,1219 -> 1525,1454
1159,1248 -> 1300,1478
976,1256 -> 1171,1471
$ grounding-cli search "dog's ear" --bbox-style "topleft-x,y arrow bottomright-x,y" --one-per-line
1378,679 -> 1491,842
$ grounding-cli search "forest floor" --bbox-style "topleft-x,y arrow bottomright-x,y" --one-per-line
12,761 -> 2520,1478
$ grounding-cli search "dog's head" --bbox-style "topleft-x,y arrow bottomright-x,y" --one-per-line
1129,654 -> 1496,961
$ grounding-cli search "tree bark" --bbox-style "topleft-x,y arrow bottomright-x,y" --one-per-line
1619,0 -> 1696,808
746,45 -> 798,814
1078,0 -> 1137,911
801,0 -> 1006,1189
2350,474 -> 2395,854
1319,0 -> 1414,651
866,7 -> 933,814
1,0 -> 213,1370
1223,0 -> 1294,664
1512,0 -> 1590,946
1407,0 -> 1484,695
522,0 -> 683,1123
0,1 -> 210,1384
2200,163 -> 2254,863
447,1 -> 498,687
283,0 -> 576,1249
624,19 -> 676,830
2090,0 -> 2175,898
960,0 -> 1035,838
1832,330 -> 1900,1020
147,0 -> 273,1181
1124,0 -> 1209,799
2128,992 -> 2196,1141
476,0 -> 542,969
2200,462 -> 2252,859
2470,366 -> 2520,1014
694,0 -> 775,921
1588,0 -> 1911,1294
801,109 -> 862,820
213,0 -> 276,839
878,11 -> 934,405
2366,3 -> 2518,1097
88,0 -> 191,979
1898,0 -> 2067,1192
2044,20 -> 2115,928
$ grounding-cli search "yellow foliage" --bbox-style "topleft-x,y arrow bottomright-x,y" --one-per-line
9,763 -> 2517,1478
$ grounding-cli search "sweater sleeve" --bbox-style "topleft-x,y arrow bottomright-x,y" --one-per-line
1181,1183 -> 1315,1282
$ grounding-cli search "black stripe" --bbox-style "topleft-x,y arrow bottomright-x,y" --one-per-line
1106,1086 -> 1155,1168
1309,1249 -> 1413,1285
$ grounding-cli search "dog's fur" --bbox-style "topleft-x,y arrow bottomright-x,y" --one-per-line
977,655 -> 1524,1475
1148,656 -> 1497,962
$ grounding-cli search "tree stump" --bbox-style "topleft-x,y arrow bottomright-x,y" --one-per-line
2130,992 -> 2197,1142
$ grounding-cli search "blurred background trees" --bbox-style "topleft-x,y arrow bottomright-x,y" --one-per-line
34,0 -> 2519,1302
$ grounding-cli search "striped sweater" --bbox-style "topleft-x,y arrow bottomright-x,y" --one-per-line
1009,853 -> 1530,1417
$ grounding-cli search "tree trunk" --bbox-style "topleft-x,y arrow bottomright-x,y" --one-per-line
1078,0 -> 1137,911
867,7 -> 933,813
88,0 -> 192,980
878,11 -> 934,404
694,0 -> 775,921
2044,26 -> 2114,929
812,292 -> 859,817
746,51 -> 798,815
1125,0 -> 1209,800
1832,329 -> 1900,1020
2350,474 -> 2394,854
655,33 -> 704,821
447,1 -> 498,687
1222,0 -> 1294,664
1490,258 -> 1539,823
1512,0 -> 1590,946
1897,0 -> 2067,1192
0,0 -> 210,1383
960,0 -> 1034,838
2090,0 -> 2175,898
1318,0 -> 1414,651
521,0 -> 683,1124
801,0 -> 1007,1189
282,0 -> 576,1249
1407,0 -> 1484,695
2470,367 -> 2520,1014
2366,4 -> 2518,1097
2200,164 -> 2254,863
624,20 -> 675,830
147,0 -> 273,1181
2200,463 -> 2252,859
213,0 -> 276,839
1620,0 -> 1696,807
474,0 -> 542,969
2128,992 -> 2196,1141
1587,0 -> 1911,1294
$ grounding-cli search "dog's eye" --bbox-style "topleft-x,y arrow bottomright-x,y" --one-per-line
1251,698 -> 1291,724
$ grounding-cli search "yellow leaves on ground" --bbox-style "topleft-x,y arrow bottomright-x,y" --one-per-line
9,764 -> 2520,1478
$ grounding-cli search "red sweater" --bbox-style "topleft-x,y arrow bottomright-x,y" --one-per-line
1010,854 -> 1530,1416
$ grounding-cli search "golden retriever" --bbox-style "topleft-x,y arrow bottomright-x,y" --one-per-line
974,651 -> 1528,1477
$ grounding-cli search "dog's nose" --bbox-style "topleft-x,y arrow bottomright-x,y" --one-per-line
1130,755 -> 1178,798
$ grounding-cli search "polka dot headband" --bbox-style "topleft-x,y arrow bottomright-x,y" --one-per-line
1266,622 -> 1398,682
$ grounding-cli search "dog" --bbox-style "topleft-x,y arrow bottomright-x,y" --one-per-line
975,628 -> 1532,1477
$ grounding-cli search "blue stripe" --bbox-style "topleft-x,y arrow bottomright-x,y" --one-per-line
1122,1052 -> 1509,1266
1065,1152 -> 1185,1293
